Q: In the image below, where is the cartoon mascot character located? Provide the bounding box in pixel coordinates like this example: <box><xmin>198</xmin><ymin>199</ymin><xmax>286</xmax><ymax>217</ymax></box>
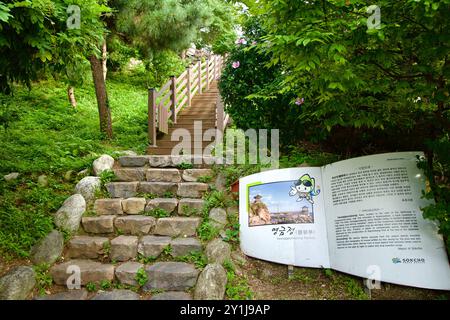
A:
<box><xmin>289</xmin><ymin>174</ymin><xmax>320</xmax><ymax>204</ymax></box>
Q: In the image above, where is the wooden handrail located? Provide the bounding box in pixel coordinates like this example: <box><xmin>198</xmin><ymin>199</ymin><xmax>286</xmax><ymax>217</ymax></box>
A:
<box><xmin>148</xmin><ymin>54</ymin><xmax>223</xmax><ymax>146</ymax></box>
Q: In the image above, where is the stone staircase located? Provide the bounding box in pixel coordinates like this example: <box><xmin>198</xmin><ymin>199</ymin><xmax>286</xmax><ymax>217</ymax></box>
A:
<box><xmin>49</xmin><ymin>155</ymin><xmax>221</xmax><ymax>300</ymax></box>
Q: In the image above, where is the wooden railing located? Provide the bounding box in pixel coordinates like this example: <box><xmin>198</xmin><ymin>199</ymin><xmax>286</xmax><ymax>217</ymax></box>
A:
<box><xmin>148</xmin><ymin>55</ymin><xmax>224</xmax><ymax>147</ymax></box>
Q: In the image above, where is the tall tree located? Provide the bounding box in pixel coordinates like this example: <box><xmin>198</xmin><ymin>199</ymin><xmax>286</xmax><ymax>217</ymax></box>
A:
<box><xmin>114</xmin><ymin>0</ymin><xmax>236</xmax><ymax>58</ymax></box>
<box><xmin>0</xmin><ymin>0</ymin><xmax>113</xmax><ymax>138</ymax></box>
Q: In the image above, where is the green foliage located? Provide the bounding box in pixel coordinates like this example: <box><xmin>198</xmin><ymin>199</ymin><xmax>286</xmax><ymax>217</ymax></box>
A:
<box><xmin>279</xmin><ymin>146</ymin><xmax>339</xmax><ymax>168</ymax></box>
<box><xmin>203</xmin><ymin>190</ymin><xmax>234</xmax><ymax>214</ymax></box>
<box><xmin>345</xmin><ymin>278</ymin><xmax>369</xmax><ymax>300</ymax></box>
<box><xmin>102</xmin><ymin>241</ymin><xmax>111</xmax><ymax>257</ymax></box>
<box><xmin>0</xmin><ymin>0</ymin><xmax>110</xmax><ymax>93</ymax></box>
<box><xmin>180</xmin><ymin>205</ymin><xmax>199</xmax><ymax>217</ymax></box>
<box><xmin>0</xmin><ymin>175</ymin><xmax>70</xmax><ymax>257</ymax></box>
<box><xmin>214</xmin><ymin>163</ymin><xmax>261</xmax><ymax>188</ymax></box>
<box><xmin>197</xmin><ymin>0</ymin><xmax>238</xmax><ymax>54</ymax></box>
<box><xmin>177</xmin><ymin>162</ymin><xmax>194</xmax><ymax>170</ymax></box>
<box><xmin>100</xmin><ymin>279</ymin><xmax>112</xmax><ymax>290</ymax></box>
<box><xmin>144</xmin><ymin>208</ymin><xmax>170</xmax><ymax>218</ymax></box>
<box><xmin>323</xmin><ymin>268</ymin><xmax>334</xmax><ymax>279</ymax></box>
<box><xmin>175</xmin><ymin>251</ymin><xmax>207</xmax><ymax>269</ymax></box>
<box><xmin>107</xmin><ymin>35</ymin><xmax>140</xmax><ymax>72</ymax></box>
<box><xmin>418</xmin><ymin>135</ymin><xmax>450</xmax><ymax>253</ymax></box>
<box><xmin>219</xmin><ymin>17</ymin><xmax>302</xmax><ymax>146</ymax></box>
<box><xmin>197</xmin><ymin>175</ymin><xmax>213</xmax><ymax>183</ymax></box>
<box><xmin>289</xmin><ymin>270</ymin><xmax>313</xmax><ymax>284</ymax></box>
<box><xmin>223</xmin><ymin>222</ymin><xmax>240</xmax><ymax>246</ymax></box>
<box><xmin>0</xmin><ymin>102</ymin><xmax>19</xmax><ymax>131</ymax></box>
<box><xmin>162</xmin><ymin>244</ymin><xmax>172</xmax><ymax>256</ymax></box>
<box><xmin>99</xmin><ymin>170</ymin><xmax>116</xmax><ymax>186</ymax></box>
<box><xmin>145</xmin><ymin>50</ymin><xmax>186</xmax><ymax>88</ymax></box>
<box><xmin>0</xmin><ymin>74</ymin><xmax>148</xmax><ymax>175</ymax></box>
<box><xmin>224</xmin><ymin>259</ymin><xmax>253</xmax><ymax>300</ymax></box>
<box><xmin>86</xmin><ymin>282</ymin><xmax>97</xmax><ymax>292</ymax></box>
<box><xmin>137</xmin><ymin>253</ymin><xmax>157</xmax><ymax>264</ymax></box>
<box><xmin>162</xmin><ymin>191</ymin><xmax>176</xmax><ymax>198</ymax></box>
<box><xmin>197</xmin><ymin>221</ymin><xmax>220</xmax><ymax>242</ymax></box>
<box><xmin>136</xmin><ymin>193</ymin><xmax>157</xmax><ymax>200</ymax></box>
<box><xmin>115</xmin><ymin>0</ymin><xmax>235</xmax><ymax>57</ymax></box>
<box><xmin>135</xmin><ymin>267</ymin><xmax>148</xmax><ymax>287</ymax></box>
<box><xmin>249</xmin><ymin>0</ymin><xmax>450</xmax><ymax>151</ymax></box>
<box><xmin>34</xmin><ymin>264</ymin><xmax>53</xmax><ymax>296</ymax></box>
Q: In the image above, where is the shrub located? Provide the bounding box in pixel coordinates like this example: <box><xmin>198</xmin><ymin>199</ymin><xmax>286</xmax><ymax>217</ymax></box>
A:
<box><xmin>219</xmin><ymin>18</ymin><xmax>302</xmax><ymax>146</ymax></box>
<box><xmin>418</xmin><ymin>135</ymin><xmax>450</xmax><ymax>254</ymax></box>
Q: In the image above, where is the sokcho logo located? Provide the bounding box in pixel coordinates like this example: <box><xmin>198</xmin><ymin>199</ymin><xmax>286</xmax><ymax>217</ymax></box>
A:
<box><xmin>392</xmin><ymin>257</ymin><xmax>426</xmax><ymax>264</ymax></box>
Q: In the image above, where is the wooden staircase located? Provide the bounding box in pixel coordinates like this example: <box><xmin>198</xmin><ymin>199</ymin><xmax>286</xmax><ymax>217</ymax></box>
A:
<box><xmin>146</xmin><ymin>55</ymin><xmax>227</xmax><ymax>156</ymax></box>
<box><xmin>147</xmin><ymin>82</ymin><xmax>220</xmax><ymax>155</ymax></box>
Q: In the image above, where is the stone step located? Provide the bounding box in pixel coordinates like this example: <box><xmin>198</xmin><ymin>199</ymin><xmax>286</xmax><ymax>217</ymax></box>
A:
<box><xmin>137</xmin><ymin>235</ymin><xmax>201</xmax><ymax>259</ymax></box>
<box><xmin>154</xmin><ymin>217</ymin><xmax>202</xmax><ymax>237</ymax></box>
<box><xmin>110</xmin><ymin>235</ymin><xmax>138</xmax><ymax>261</ymax></box>
<box><xmin>170</xmin><ymin>238</ymin><xmax>202</xmax><ymax>257</ymax></box>
<box><xmin>113</xmin><ymin>168</ymin><xmax>146</xmax><ymax>182</ymax></box>
<box><xmin>103</xmin><ymin>182</ymin><xmax>204</xmax><ymax>199</ymax></box>
<box><xmin>145</xmin><ymin>198</ymin><xmax>178</xmax><ymax>214</ymax></box>
<box><xmin>115</xmin><ymin>262</ymin><xmax>144</xmax><ymax>286</ymax></box>
<box><xmin>118</xmin><ymin>155</ymin><xmax>221</xmax><ymax>168</ymax></box>
<box><xmin>146</xmin><ymin>168</ymin><xmax>181</xmax><ymax>183</ymax></box>
<box><xmin>138</xmin><ymin>182</ymin><xmax>178</xmax><ymax>196</ymax></box>
<box><xmin>82</xmin><ymin>216</ymin><xmax>115</xmax><ymax>234</ymax></box>
<box><xmin>106</xmin><ymin>182</ymin><xmax>138</xmax><ymax>198</ymax></box>
<box><xmin>177</xmin><ymin>182</ymin><xmax>208</xmax><ymax>198</ymax></box>
<box><xmin>67</xmin><ymin>236</ymin><xmax>109</xmax><ymax>259</ymax></box>
<box><xmin>81</xmin><ymin>214</ymin><xmax>205</xmax><ymax>237</ymax></box>
<box><xmin>115</xmin><ymin>215</ymin><xmax>156</xmax><ymax>236</ymax></box>
<box><xmin>121</xmin><ymin>197</ymin><xmax>146</xmax><ymax>214</ymax></box>
<box><xmin>91</xmin><ymin>289</ymin><xmax>140</xmax><ymax>300</ymax></box>
<box><xmin>182</xmin><ymin>169</ymin><xmax>213</xmax><ymax>182</ymax></box>
<box><xmin>178</xmin><ymin>198</ymin><xmax>204</xmax><ymax>216</ymax></box>
<box><xmin>138</xmin><ymin>235</ymin><xmax>172</xmax><ymax>258</ymax></box>
<box><xmin>112</xmin><ymin>168</ymin><xmax>213</xmax><ymax>183</ymax></box>
<box><xmin>118</xmin><ymin>156</ymin><xmax>151</xmax><ymax>167</ymax></box>
<box><xmin>94</xmin><ymin>199</ymin><xmax>123</xmax><ymax>215</ymax></box>
<box><xmin>35</xmin><ymin>289</ymin><xmax>88</xmax><ymax>300</ymax></box>
<box><xmin>50</xmin><ymin>260</ymin><xmax>115</xmax><ymax>286</ymax></box>
<box><xmin>144</xmin><ymin>262</ymin><xmax>199</xmax><ymax>291</ymax></box>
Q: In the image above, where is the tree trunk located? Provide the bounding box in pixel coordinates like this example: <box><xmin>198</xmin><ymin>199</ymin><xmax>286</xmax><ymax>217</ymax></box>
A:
<box><xmin>102</xmin><ymin>41</ymin><xmax>108</xmax><ymax>81</ymax></box>
<box><xmin>89</xmin><ymin>55</ymin><xmax>113</xmax><ymax>139</ymax></box>
<box><xmin>67</xmin><ymin>86</ymin><xmax>77</xmax><ymax>108</ymax></box>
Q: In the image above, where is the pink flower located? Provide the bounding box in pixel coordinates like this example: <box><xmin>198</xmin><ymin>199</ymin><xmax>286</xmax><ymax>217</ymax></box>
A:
<box><xmin>295</xmin><ymin>97</ymin><xmax>305</xmax><ymax>106</ymax></box>
<box><xmin>232</xmin><ymin>61</ymin><xmax>240</xmax><ymax>69</ymax></box>
<box><xmin>236</xmin><ymin>38</ymin><xmax>247</xmax><ymax>45</ymax></box>
<box><xmin>251</xmin><ymin>41</ymin><xmax>257</xmax><ymax>46</ymax></box>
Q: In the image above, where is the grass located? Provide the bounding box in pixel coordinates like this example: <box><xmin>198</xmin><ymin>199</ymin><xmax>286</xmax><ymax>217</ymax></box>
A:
<box><xmin>223</xmin><ymin>259</ymin><xmax>253</xmax><ymax>300</ymax></box>
<box><xmin>33</xmin><ymin>263</ymin><xmax>53</xmax><ymax>296</ymax></box>
<box><xmin>197</xmin><ymin>221</ymin><xmax>220</xmax><ymax>242</ymax></box>
<box><xmin>135</xmin><ymin>267</ymin><xmax>148</xmax><ymax>287</ymax></box>
<box><xmin>0</xmin><ymin>71</ymin><xmax>153</xmax><ymax>258</ymax></box>
<box><xmin>0</xmin><ymin>176</ymin><xmax>70</xmax><ymax>258</ymax></box>
<box><xmin>175</xmin><ymin>251</ymin><xmax>207</xmax><ymax>269</ymax></box>
<box><xmin>0</xmin><ymin>75</ymin><xmax>148</xmax><ymax>175</ymax></box>
<box><xmin>144</xmin><ymin>208</ymin><xmax>170</xmax><ymax>218</ymax></box>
